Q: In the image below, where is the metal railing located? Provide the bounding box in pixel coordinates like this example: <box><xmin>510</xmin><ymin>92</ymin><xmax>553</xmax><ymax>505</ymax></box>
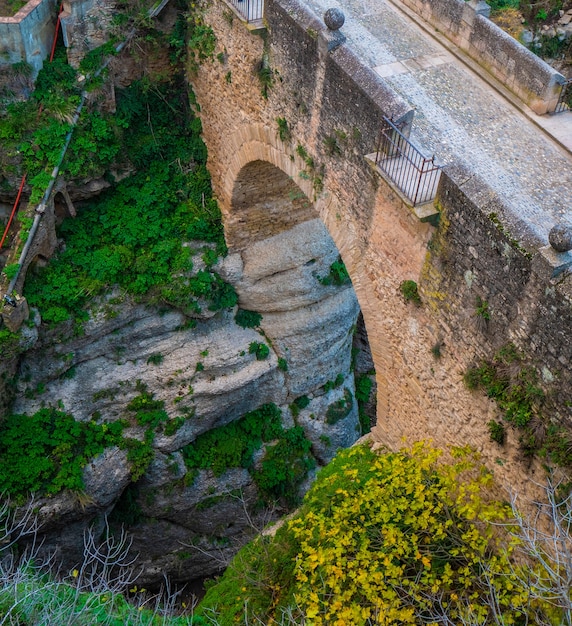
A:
<box><xmin>553</xmin><ymin>78</ymin><xmax>572</xmax><ymax>114</ymax></box>
<box><xmin>375</xmin><ymin>117</ymin><xmax>441</xmax><ymax>206</ymax></box>
<box><xmin>228</xmin><ymin>0</ymin><xmax>264</xmax><ymax>23</ymax></box>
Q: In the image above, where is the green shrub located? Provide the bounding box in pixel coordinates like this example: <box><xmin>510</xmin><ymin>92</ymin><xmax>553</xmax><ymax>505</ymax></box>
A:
<box><xmin>0</xmin><ymin>328</ymin><xmax>20</xmax><ymax>359</ymax></box>
<box><xmin>325</xmin><ymin>388</ymin><xmax>353</xmax><ymax>424</ymax></box>
<box><xmin>277</xmin><ymin>357</ymin><xmax>288</xmax><ymax>372</ymax></box>
<box><xmin>322</xmin><ymin>373</ymin><xmax>344</xmax><ymax>392</ymax></box>
<box><xmin>182</xmin><ymin>404</ymin><xmax>313</xmax><ymax>505</ymax></box>
<box><xmin>0</xmin><ymin>408</ymin><xmax>123</xmax><ymax>499</ymax></box>
<box><xmin>182</xmin><ymin>404</ymin><xmax>283</xmax><ymax>477</ymax></box>
<box><xmin>253</xmin><ymin>426</ymin><xmax>314</xmax><ymax>505</ymax></box>
<box><xmin>461</xmin><ymin>344</ymin><xmax>572</xmax><ymax>466</ymax></box>
<box><xmin>2</xmin><ymin>263</ymin><xmax>19</xmax><ymax>280</ymax></box>
<box><xmin>399</xmin><ymin>279</ymin><xmax>421</xmax><ymax>305</ymax></box>
<box><xmin>249</xmin><ymin>341</ymin><xmax>270</xmax><ymax>360</ymax></box>
<box><xmin>146</xmin><ymin>353</ymin><xmax>163</xmax><ymax>365</ymax></box>
<box><xmin>127</xmin><ymin>389</ymin><xmax>169</xmax><ymax>429</ymax></box>
<box><xmin>198</xmin><ymin>443</ymin><xmax>540</xmax><ymax>625</ymax></box>
<box><xmin>24</xmin><ymin>79</ymin><xmax>232</xmax><ymax>325</ymax></box>
<box><xmin>234</xmin><ymin>308</ymin><xmax>262</xmax><ymax>328</ymax></box>
<box><xmin>289</xmin><ymin>395</ymin><xmax>310</xmax><ymax>417</ymax></box>
<box><xmin>475</xmin><ymin>296</ymin><xmax>491</xmax><ymax>321</ymax></box>
<box><xmin>276</xmin><ymin>117</ymin><xmax>291</xmax><ymax>142</ymax></box>
<box><xmin>488</xmin><ymin>420</ymin><xmax>506</xmax><ymax>445</ymax></box>
<box><xmin>317</xmin><ymin>257</ymin><xmax>350</xmax><ymax>286</ymax></box>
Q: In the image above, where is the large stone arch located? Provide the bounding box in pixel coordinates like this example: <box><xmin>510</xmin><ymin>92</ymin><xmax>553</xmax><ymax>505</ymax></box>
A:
<box><xmin>215</xmin><ymin>123</ymin><xmax>392</xmax><ymax>423</ymax></box>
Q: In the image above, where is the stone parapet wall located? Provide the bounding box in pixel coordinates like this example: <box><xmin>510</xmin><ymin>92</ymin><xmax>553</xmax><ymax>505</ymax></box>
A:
<box><xmin>0</xmin><ymin>0</ymin><xmax>56</xmax><ymax>75</ymax></box>
<box><xmin>397</xmin><ymin>0</ymin><xmax>565</xmax><ymax>114</ymax></box>
<box><xmin>424</xmin><ymin>165</ymin><xmax>572</xmax><ymax>427</ymax></box>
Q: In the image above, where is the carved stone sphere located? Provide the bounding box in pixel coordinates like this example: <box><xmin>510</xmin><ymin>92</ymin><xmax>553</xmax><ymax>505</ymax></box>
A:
<box><xmin>549</xmin><ymin>224</ymin><xmax>572</xmax><ymax>253</ymax></box>
<box><xmin>324</xmin><ymin>8</ymin><xmax>345</xmax><ymax>31</ymax></box>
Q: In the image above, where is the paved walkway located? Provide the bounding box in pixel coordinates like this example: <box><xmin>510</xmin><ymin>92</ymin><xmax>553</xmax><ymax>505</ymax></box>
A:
<box><xmin>304</xmin><ymin>0</ymin><xmax>572</xmax><ymax>240</ymax></box>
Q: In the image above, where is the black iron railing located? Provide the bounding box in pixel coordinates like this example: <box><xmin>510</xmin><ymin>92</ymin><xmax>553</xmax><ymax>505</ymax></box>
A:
<box><xmin>228</xmin><ymin>0</ymin><xmax>264</xmax><ymax>23</ymax></box>
<box><xmin>553</xmin><ymin>78</ymin><xmax>572</xmax><ymax>114</ymax></box>
<box><xmin>375</xmin><ymin>117</ymin><xmax>441</xmax><ymax>206</ymax></box>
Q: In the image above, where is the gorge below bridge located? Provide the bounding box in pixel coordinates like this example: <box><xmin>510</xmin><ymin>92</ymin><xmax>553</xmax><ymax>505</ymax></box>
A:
<box><xmin>192</xmin><ymin>0</ymin><xmax>572</xmax><ymax>496</ymax></box>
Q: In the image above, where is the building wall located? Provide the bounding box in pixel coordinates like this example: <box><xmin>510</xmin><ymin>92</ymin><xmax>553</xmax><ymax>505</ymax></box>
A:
<box><xmin>0</xmin><ymin>0</ymin><xmax>56</xmax><ymax>76</ymax></box>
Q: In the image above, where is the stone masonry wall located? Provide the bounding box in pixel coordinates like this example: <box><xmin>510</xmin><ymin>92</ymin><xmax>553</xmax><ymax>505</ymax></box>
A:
<box><xmin>424</xmin><ymin>165</ymin><xmax>572</xmax><ymax>428</ymax></box>
<box><xmin>398</xmin><ymin>0</ymin><xmax>564</xmax><ymax>113</ymax></box>
<box><xmin>191</xmin><ymin>0</ymin><xmax>572</xmax><ymax>499</ymax></box>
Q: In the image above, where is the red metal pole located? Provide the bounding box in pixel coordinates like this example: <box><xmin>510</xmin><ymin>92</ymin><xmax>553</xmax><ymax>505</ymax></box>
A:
<box><xmin>0</xmin><ymin>174</ymin><xmax>27</xmax><ymax>251</ymax></box>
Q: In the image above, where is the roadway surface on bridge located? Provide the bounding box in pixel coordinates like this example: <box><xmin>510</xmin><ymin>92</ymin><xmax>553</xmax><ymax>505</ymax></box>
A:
<box><xmin>303</xmin><ymin>0</ymin><xmax>572</xmax><ymax>238</ymax></box>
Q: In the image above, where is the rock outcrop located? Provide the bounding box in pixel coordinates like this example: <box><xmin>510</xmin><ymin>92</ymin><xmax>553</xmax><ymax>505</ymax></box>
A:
<box><xmin>12</xmin><ymin>217</ymin><xmax>362</xmax><ymax>583</ymax></box>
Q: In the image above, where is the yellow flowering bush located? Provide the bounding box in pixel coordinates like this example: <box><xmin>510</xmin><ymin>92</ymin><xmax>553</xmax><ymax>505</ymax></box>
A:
<box><xmin>288</xmin><ymin>443</ymin><xmax>526</xmax><ymax>625</ymax></box>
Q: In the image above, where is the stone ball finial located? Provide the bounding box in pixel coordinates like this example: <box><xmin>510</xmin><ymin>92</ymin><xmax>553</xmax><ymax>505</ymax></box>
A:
<box><xmin>549</xmin><ymin>224</ymin><xmax>572</xmax><ymax>253</ymax></box>
<box><xmin>324</xmin><ymin>8</ymin><xmax>345</xmax><ymax>31</ymax></box>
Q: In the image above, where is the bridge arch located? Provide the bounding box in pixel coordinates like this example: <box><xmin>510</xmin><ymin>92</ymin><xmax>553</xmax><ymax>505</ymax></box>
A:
<box><xmin>215</xmin><ymin>123</ymin><xmax>391</xmax><ymax>421</ymax></box>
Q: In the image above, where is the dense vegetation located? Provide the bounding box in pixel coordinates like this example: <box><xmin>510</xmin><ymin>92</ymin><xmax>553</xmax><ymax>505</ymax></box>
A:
<box><xmin>490</xmin><ymin>0</ymin><xmax>572</xmax><ymax>70</ymax></box>
<box><xmin>196</xmin><ymin>442</ymin><xmax>571</xmax><ymax>625</ymax></box>
<box><xmin>182</xmin><ymin>403</ymin><xmax>315</xmax><ymax>506</ymax></box>
<box><xmin>1</xmin><ymin>442</ymin><xmax>571</xmax><ymax>624</ymax></box>
<box><xmin>20</xmin><ymin>75</ymin><xmax>233</xmax><ymax>325</ymax></box>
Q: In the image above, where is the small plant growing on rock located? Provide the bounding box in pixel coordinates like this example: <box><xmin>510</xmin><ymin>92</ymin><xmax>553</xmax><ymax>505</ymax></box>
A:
<box><xmin>475</xmin><ymin>296</ymin><xmax>491</xmax><ymax>330</ymax></box>
<box><xmin>146</xmin><ymin>353</ymin><xmax>163</xmax><ymax>366</ymax></box>
<box><xmin>2</xmin><ymin>263</ymin><xmax>20</xmax><ymax>281</ymax></box>
<box><xmin>235</xmin><ymin>308</ymin><xmax>262</xmax><ymax>328</ymax></box>
<box><xmin>400</xmin><ymin>280</ymin><xmax>421</xmax><ymax>305</ymax></box>
<box><xmin>431</xmin><ymin>340</ymin><xmax>444</xmax><ymax>359</ymax></box>
<box><xmin>290</xmin><ymin>395</ymin><xmax>311</xmax><ymax>417</ymax></box>
<box><xmin>276</xmin><ymin>117</ymin><xmax>291</xmax><ymax>142</ymax></box>
<box><xmin>255</xmin><ymin>61</ymin><xmax>274</xmax><ymax>99</ymax></box>
<box><xmin>323</xmin><ymin>135</ymin><xmax>341</xmax><ymax>156</ymax></box>
<box><xmin>326</xmin><ymin>388</ymin><xmax>353</xmax><ymax>424</ymax></box>
<box><xmin>249</xmin><ymin>341</ymin><xmax>269</xmax><ymax>360</ymax></box>
<box><xmin>318</xmin><ymin>257</ymin><xmax>350</xmax><ymax>287</ymax></box>
<box><xmin>488</xmin><ymin>420</ymin><xmax>506</xmax><ymax>445</ymax></box>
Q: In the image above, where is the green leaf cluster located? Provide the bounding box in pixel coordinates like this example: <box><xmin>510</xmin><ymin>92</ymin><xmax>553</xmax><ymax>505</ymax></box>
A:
<box><xmin>234</xmin><ymin>308</ymin><xmax>262</xmax><ymax>328</ymax></box>
<box><xmin>23</xmin><ymin>79</ymin><xmax>231</xmax><ymax>325</ymax></box>
<box><xmin>182</xmin><ymin>404</ymin><xmax>284</xmax><ymax>477</ymax></box>
<box><xmin>248</xmin><ymin>341</ymin><xmax>270</xmax><ymax>360</ymax></box>
<box><xmin>182</xmin><ymin>403</ymin><xmax>314</xmax><ymax>504</ymax></box>
<box><xmin>317</xmin><ymin>257</ymin><xmax>350</xmax><ymax>287</ymax></box>
<box><xmin>325</xmin><ymin>388</ymin><xmax>353</xmax><ymax>424</ymax></box>
<box><xmin>400</xmin><ymin>279</ymin><xmax>421</xmax><ymax>305</ymax></box>
<box><xmin>0</xmin><ymin>408</ymin><xmax>123</xmax><ymax>499</ymax></box>
<box><xmin>462</xmin><ymin>344</ymin><xmax>572</xmax><ymax>466</ymax></box>
<box><xmin>0</xmin><ymin>328</ymin><xmax>20</xmax><ymax>359</ymax></box>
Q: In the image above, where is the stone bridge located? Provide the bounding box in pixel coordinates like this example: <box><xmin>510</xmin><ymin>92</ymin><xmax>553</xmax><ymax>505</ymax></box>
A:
<box><xmin>191</xmin><ymin>0</ymin><xmax>572</xmax><ymax>494</ymax></box>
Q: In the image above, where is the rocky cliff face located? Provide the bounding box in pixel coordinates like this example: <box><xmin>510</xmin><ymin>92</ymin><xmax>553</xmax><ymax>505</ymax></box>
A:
<box><xmin>12</xmin><ymin>217</ymin><xmax>362</xmax><ymax>584</ymax></box>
